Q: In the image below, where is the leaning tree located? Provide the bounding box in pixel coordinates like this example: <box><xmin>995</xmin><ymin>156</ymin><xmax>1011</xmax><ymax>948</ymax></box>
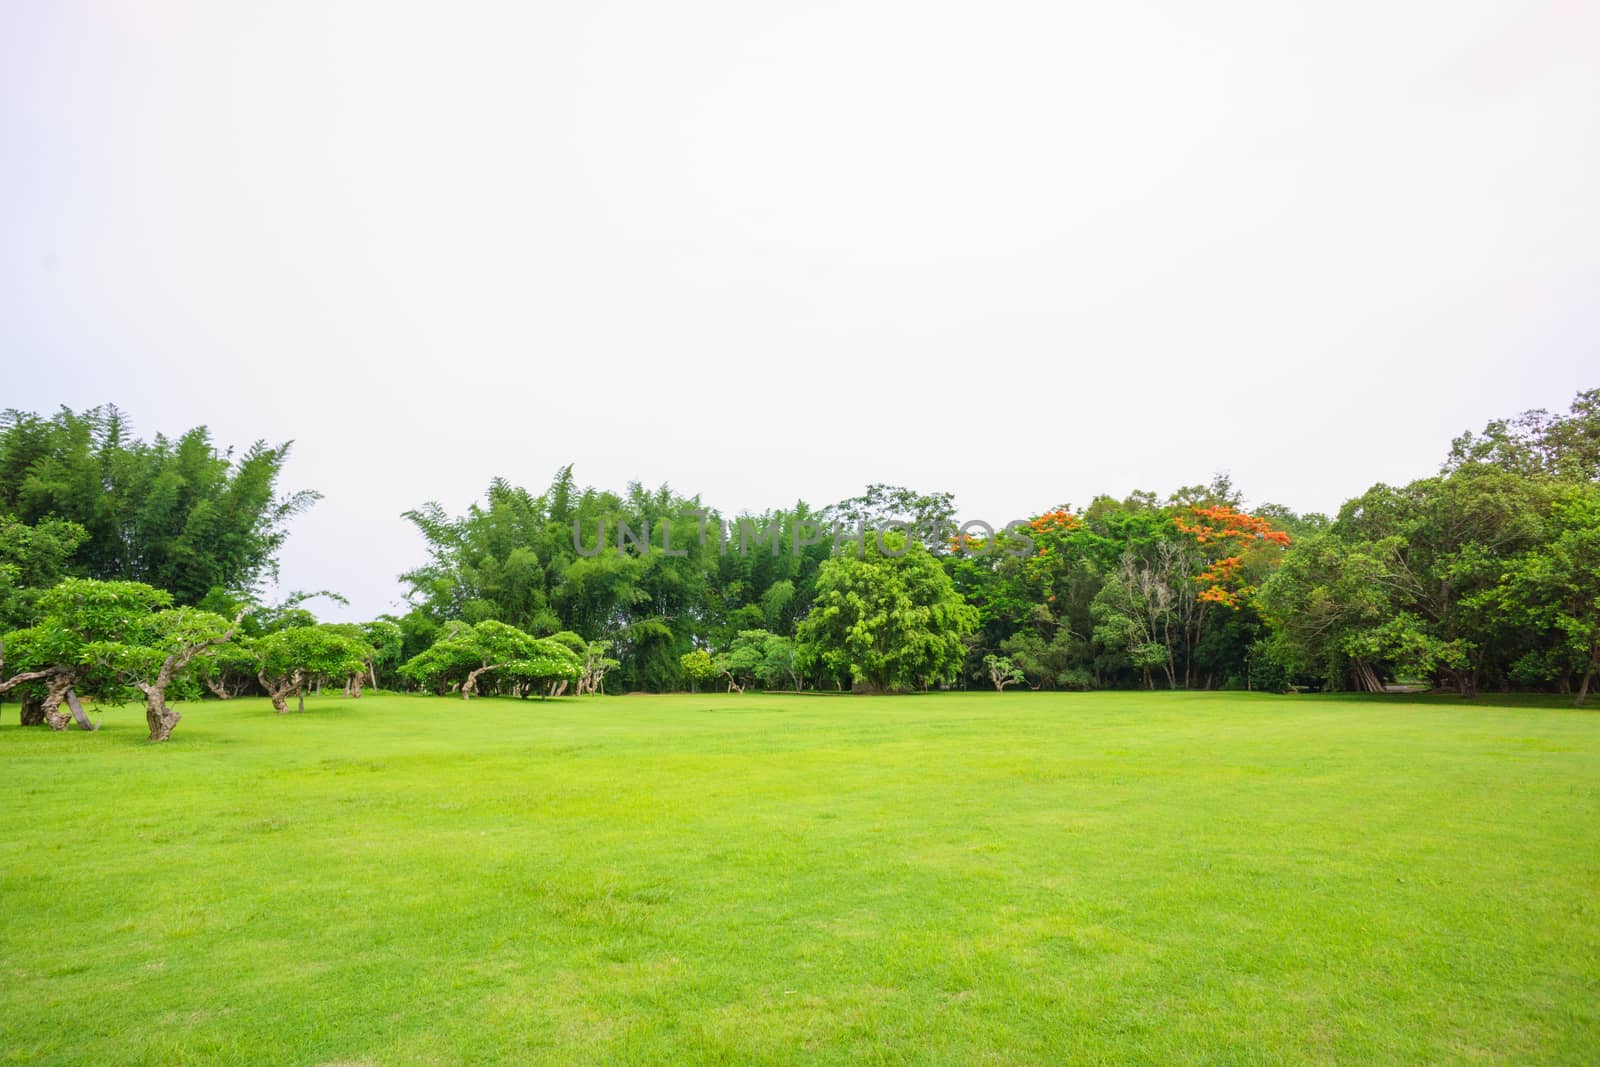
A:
<box><xmin>0</xmin><ymin>626</ymin><xmax>75</xmax><ymax>726</ymax></box>
<box><xmin>254</xmin><ymin>625</ymin><xmax>372</xmax><ymax>713</ymax></box>
<box><xmin>96</xmin><ymin>605</ymin><xmax>245</xmax><ymax>741</ymax></box>
<box><xmin>9</xmin><ymin>578</ymin><xmax>244</xmax><ymax>740</ymax></box>
<box><xmin>400</xmin><ymin>620</ymin><xmax>581</xmax><ymax>699</ymax></box>
<box><xmin>6</xmin><ymin>579</ymin><xmax>161</xmax><ymax>731</ymax></box>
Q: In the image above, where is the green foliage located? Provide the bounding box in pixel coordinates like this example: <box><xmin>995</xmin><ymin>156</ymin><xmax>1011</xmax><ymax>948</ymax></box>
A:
<box><xmin>397</xmin><ymin>627</ymin><xmax>483</xmax><ymax>695</ymax></box>
<box><xmin>21</xmin><ymin>577</ymin><xmax>176</xmax><ymax>703</ymax></box>
<box><xmin>0</xmin><ymin>405</ymin><xmax>317</xmax><ymax>602</ymax></box>
<box><xmin>716</xmin><ymin>630</ymin><xmax>800</xmax><ymax>691</ymax></box>
<box><xmin>399</xmin><ymin>619</ymin><xmax>580</xmax><ymax>697</ymax></box>
<box><xmin>1446</xmin><ymin>387</ymin><xmax>1600</xmax><ymax>482</ymax></box>
<box><xmin>195</xmin><ymin>636</ymin><xmax>260</xmax><ymax>698</ymax></box>
<box><xmin>1485</xmin><ymin>483</ymin><xmax>1600</xmax><ymax>703</ymax></box>
<box><xmin>0</xmin><ymin>513</ymin><xmax>86</xmax><ymax>630</ymax></box>
<box><xmin>360</xmin><ymin>619</ymin><xmax>405</xmax><ymax>686</ymax></box>
<box><xmin>257</xmin><ymin>625</ymin><xmax>371</xmax><ymax>685</ymax></box>
<box><xmin>796</xmin><ymin>535</ymin><xmax>976</xmax><ymax>692</ymax></box>
<box><xmin>1261</xmin><ymin>465</ymin><xmax>1555</xmax><ymax>694</ymax></box>
<box><xmin>87</xmin><ymin>605</ymin><xmax>238</xmax><ymax>685</ymax></box>
<box><xmin>679</xmin><ymin>648</ymin><xmax>716</xmax><ymax>688</ymax></box>
<box><xmin>982</xmin><ymin>653</ymin><xmax>1025</xmax><ymax>691</ymax></box>
<box><xmin>11</xmin><ymin>388</ymin><xmax>1599</xmax><ymax>702</ymax></box>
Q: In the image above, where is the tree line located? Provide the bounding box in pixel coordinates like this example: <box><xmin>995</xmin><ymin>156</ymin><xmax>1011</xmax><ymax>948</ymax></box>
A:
<box><xmin>2</xmin><ymin>389</ymin><xmax>1597</xmax><ymax>742</ymax></box>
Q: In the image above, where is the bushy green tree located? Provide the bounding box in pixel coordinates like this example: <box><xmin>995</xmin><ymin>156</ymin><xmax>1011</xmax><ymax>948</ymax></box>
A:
<box><xmin>255</xmin><ymin>625</ymin><xmax>372</xmax><ymax>713</ymax></box>
<box><xmin>1489</xmin><ymin>484</ymin><xmax>1600</xmax><ymax>705</ymax></box>
<box><xmin>716</xmin><ymin>630</ymin><xmax>799</xmax><ymax>691</ymax></box>
<box><xmin>400</xmin><ymin>620</ymin><xmax>579</xmax><ymax>699</ymax></box>
<box><xmin>9</xmin><ymin>578</ymin><xmax>243</xmax><ymax>740</ymax></box>
<box><xmin>0</xmin><ymin>513</ymin><xmax>86</xmax><ymax>631</ymax></box>
<box><xmin>797</xmin><ymin>535</ymin><xmax>976</xmax><ymax>692</ymax></box>
<box><xmin>0</xmin><ymin>406</ymin><xmax>317</xmax><ymax>602</ymax></box>
<box><xmin>679</xmin><ymin>648</ymin><xmax>716</xmax><ymax>691</ymax></box>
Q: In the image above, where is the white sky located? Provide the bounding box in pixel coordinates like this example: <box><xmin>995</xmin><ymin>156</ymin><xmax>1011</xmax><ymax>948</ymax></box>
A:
<box><xmin>3</xmin><ymin>2</ymin><xmax>1597</xmax><ymax>621</ymax></box>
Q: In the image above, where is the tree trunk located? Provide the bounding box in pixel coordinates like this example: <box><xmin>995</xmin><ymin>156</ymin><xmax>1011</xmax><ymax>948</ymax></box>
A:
<box><xmin>135</xmin><ymin>608</ymin><xmax>246</xmax><ymax>742</ymax></box>
<box><xmin>297</xmin><ymin>687</ymin><xmax>306</xmax><ymax>713</ymax></box>
<box><xmin>66</xmin><ymin>689</ymin><xmax>97</xmax><ymax>731</ymax></box>
<box><xmin>1575</xmin><ymin>647</ymin><xmax>1598</xmax><ymax>708</ymax></box>
<box><xmin>1351</xmin><ymin>659</ymin><xmax>1384</xmax><ymax>693</ymax></box>
<box><xmin>19</xmin><ymin>695</ymin><xmax>44</xmax><ymax>726</ymax></box>
<box><xmin>462</xmin><ymin>663</ymin><xmax>503</xmax><ymax>700</ymax></box>
<box><xmin>260</xmin><ymin>670</ymin><xmax>299</xmax><ymax>713</ymax></box>
<box><xmin>205</xmin><ymin>679</ymin><xmax>233</xmax><ymax>699</ymax></box>
<box><xmin>142</xmin><ymin>684</ymin><xmax>181</xmax><ymax>742</ymax></box>
<box><xmin>351</xmin><ymin>674</ymin><xmax>363</xmax><ymax>698</ymax></box>
<box><xmin>41</xmin><ymin>674</ymin><xmax>74</xmax><ymax>731</ymax></box>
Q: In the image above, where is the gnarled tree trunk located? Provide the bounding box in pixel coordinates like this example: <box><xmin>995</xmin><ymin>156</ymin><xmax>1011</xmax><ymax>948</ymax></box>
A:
<box><xmin>259</xmin><ymin>670</ymin><xmax>301</xmax><ymax>713</ymax></box>
<box><xmin>138</xmin><ymin>612</ymin><xmax>245</xmax><ymax>741</ymax></box>
<box><xmin>1</xmin><ymin>641</ymin><xmax>67</xmax><ymax>722</ymax></box>
<box><xmin>41</xmin><ymin>673</ymin><xmax>75</xmax><ymax>731</ymax></box>
<box><xmin>461</xmin><ymin>662</ymin><xmax>503</xmax><ymax>700</ymax></box>
<box><xmin>142</xmin><ymin>685</ymin><xmax>181</xmax><ymax>743</ymax></box>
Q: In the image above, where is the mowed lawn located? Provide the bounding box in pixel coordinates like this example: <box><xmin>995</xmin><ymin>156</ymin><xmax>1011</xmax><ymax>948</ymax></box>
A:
<box><xmin>2</xmin><ymin>692</ymin><xmax>1597</xmax><ymax>1065</ymax></box>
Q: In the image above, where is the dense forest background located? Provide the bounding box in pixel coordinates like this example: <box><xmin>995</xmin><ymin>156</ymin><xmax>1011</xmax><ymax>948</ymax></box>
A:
<box><xmin>3</xmin><ymin>389</ymin><xmax>1598</xmax><ymax>708</ymax></box>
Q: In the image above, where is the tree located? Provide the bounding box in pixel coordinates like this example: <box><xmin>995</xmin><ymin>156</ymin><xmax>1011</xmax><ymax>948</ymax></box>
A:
<box><xmin>0</xmin><ymin>513</ymin><xmax>86</xmax><ymax>631</ymax></box>
<box><xmin>92</xmin><ymin>605</ymin><xmax>246</xmax><ymax>741</ymax></box>
<box><xmin>1445</xmin><ymin>387</ymin><xmax>1600</xmax><ymax>483</ymax></box>
<box><xmin>1091</xmin><ymin>543</ymin><xmax>1194</xmax><ymax>689</ymax></box>
<box><xmin>1000</xmin><ymin>622</ymin><xmax>1094</xmax><ymax>690</ymax></box>
<box><xmin>399</xmin><ymin>620</ymin><xmax>579</xmax><ymax>700</ymax></box>
<box><xmin>0</xmin><ymin>626</ymin><xmax>71</xmax><ymax>723</ymax></box>
<box><xmin>1261</xmin><ymin>467</ymin><xmax>1552</xmax><ymax>694</ymax></box>
<box><xmin>821</xmin><ymin>483</ymin><xmax>958</xmax><ymax>553</ymax></box>
<box><xmin>504</xmin><ymin>636</ymin><xmax>583</xmax><ymax>698</ymax></box>
<box><xmin>574</xmin><ymin>637</ymin><xmax>619</xmax><ymax>696</ymax></box>
<box><xmin>796</xmin><ymin>535</ymin><xmax>976</xmax><ymax>692</ymax></box>
<box><xmin>1489</xmin><ymin>484</ymin><xmax>1600</xmax><ymax>705</ymax></box>
<box><xmin>360</xmin><ymin>620</ymin><xmax>405</xmax><ymax>690</ymax></box>
<box><xmin>16</xmin><ymin>578</ymin><xmax>244</xmax><ymax>740</ymax></box>
<box><xmin>461</xmin><ymin>621</ymin><xmax>537</xmax><ymax>700</ymax></box>
<box><xmin>11</xmin><ymin>579</ymin><xmax>174</xmax><ymax>732</ymax></box>
<box><xmin>195</xmin><ymin>638</ymin><xmax>258</xmax><ymax>699</ymax></box>
<box><xmin>1256</xmin><ymin>532</ymin><xmax>1397</xmax><ymax>692</ymax></box>
<box><xmin>716</xmin><ymin>630</ymin><xmax>800</xmax><ymax>691</ymax></box>
<box><xmin>983</xmin><ymin>653</ymin><xmax>1024</xmax><ymax>691</ymax></box>
<box><xmin>255</xmin><ymin>625</ymin><xmax>371</xmax><ymax>713</ymax></box>
<box><xmin>679</xmin><ymin>648</ymin><xmax>716</xmax><ymax>692</ymax></box>
<box><xmin>0</xmin><ymin>406</ymin><xmax>318</xmax><ymax>602</ymax></box>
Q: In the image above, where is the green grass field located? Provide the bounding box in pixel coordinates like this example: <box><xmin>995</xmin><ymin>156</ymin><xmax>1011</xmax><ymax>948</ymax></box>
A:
<box><xmin>2</xmin><ymin>691</ymin><xmax>1597</xmax><ymax>1065</ymax></box>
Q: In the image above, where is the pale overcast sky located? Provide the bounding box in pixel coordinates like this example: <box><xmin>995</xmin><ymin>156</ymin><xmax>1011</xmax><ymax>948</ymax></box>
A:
<box><xmin>3</xmin><ymin>2</ymin><xmax>1597</xmax><ymax>620</ymax></box>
